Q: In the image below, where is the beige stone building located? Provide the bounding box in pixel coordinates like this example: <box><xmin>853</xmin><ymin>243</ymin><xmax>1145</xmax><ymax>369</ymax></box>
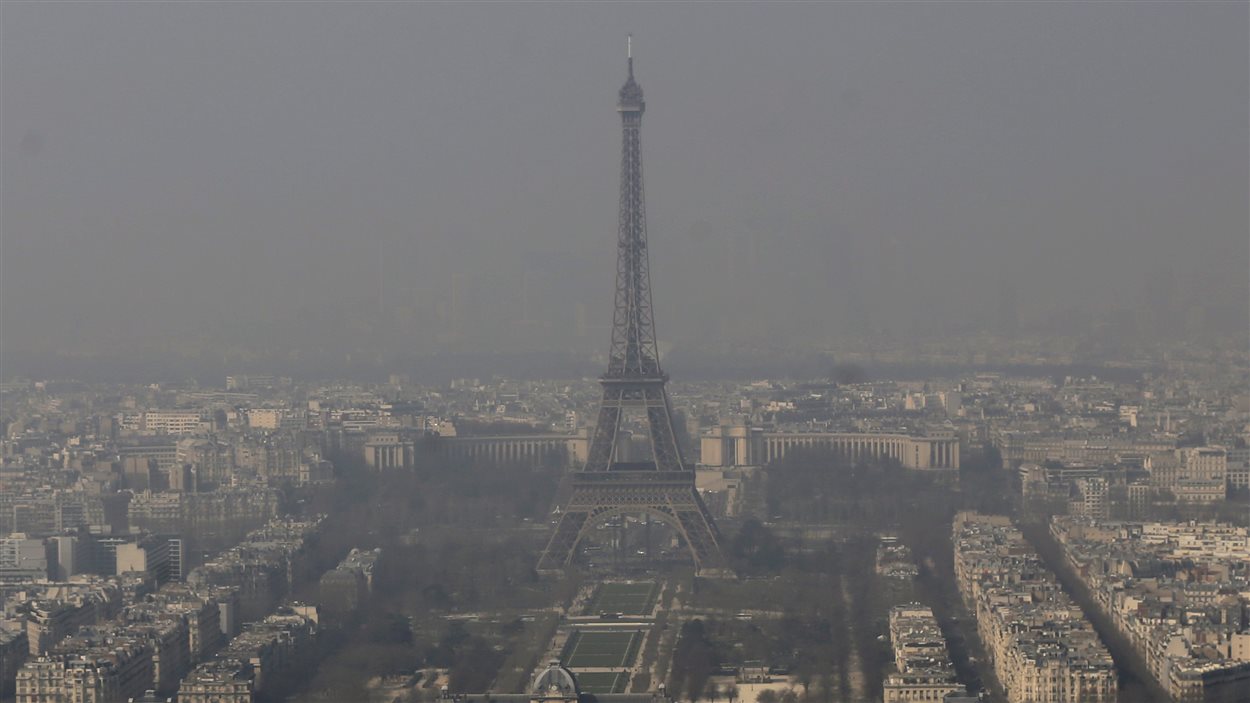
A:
<box><xmin>364</xmin><ymin>430</ymin><xmax>589</xmax><ymax>469</ymax></box>
<box><xmin>701</xmin><ymin>423</ymin><xmax>959</xmax><ymax>470</ymax></box>
<box><xmin>882</xmin><ymin>604</ymin><xmax>968</xmax><ymax>702</ymax></box>
<box><xmin>953</xmin><ymin>513</ymin><xmax>1117</xmax><ymax>703</ymax></box>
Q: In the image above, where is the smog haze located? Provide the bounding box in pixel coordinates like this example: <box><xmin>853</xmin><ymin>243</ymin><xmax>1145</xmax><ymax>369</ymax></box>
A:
<box><xmin>2</xmin><ymin>2</ymin><xmax>1246</xmax><ymax>381</ymax></box>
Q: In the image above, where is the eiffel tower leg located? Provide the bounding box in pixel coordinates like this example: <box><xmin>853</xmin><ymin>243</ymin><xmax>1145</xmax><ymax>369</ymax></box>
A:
<box><xmin>539</xmin><ymin>487</ymin><xmax>726</xmax><ymax>575</ymax></box>
<box><xmin>537</xmin><ymin>510</ymin><xmax>589</xmax><ymax>572</ymax></box>
<box><xmin>584</xmin><ymin>389</ymin><xmax>623</xmax><ymax>473</ymax></box>
<box><xmin>675</xmin><ymin>497</ymin><xmax>724</xmax><ymax>570</ymax></box>
<box><xmin>644</xmin><ymin>384</ymin><xmax>684</xmax><ymax>472</ymax></box>
<box><xmin>652</xmin><ymin>499</ymin><xmax>707</xmax><ymax>572</ymax></box>
<box><xmin>559</xmin><ymin>502</ymin><xmax>703</xmax><ymax>571</ymax></box>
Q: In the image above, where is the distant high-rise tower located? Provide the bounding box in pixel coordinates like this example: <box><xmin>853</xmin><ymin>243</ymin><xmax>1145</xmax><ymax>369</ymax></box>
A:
<box><xmin>538</xmin><ymin>41</ymin><xmax>725</xmax><ymax>574</ymax></box>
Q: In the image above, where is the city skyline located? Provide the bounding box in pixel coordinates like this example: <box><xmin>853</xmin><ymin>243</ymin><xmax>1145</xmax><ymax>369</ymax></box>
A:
<box><xmin>1</xmin><ymin>5</ymin><xmax>1248</xmax><ymax>703</ymax></box>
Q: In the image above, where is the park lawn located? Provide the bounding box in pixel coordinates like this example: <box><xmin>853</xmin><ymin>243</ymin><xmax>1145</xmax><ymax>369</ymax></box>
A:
<box><xmin>586</xmin><ymin>581</ymin><xmax>659</xmax><ymax>616</ymax></box>
<box><xmin>564</xmin><ymin>630</ymin><xmax>644</xmax><ymax>668</ymax></box>
<box><xmin>574</xmin><ymin>672</ymin><xmax>629</xmax><ymax>694</ymax></box>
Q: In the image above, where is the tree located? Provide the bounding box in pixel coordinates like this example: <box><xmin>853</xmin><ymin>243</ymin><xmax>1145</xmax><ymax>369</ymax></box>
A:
<box><xmin>364</xmin><ymin>613</ymin><xmax>413</xmax><ymax>646</ymax></box>
<box><xmin>670</xmin><ymin>619</ymin><xmax>717</xmax><ymax>702</ymax></box>
<box><xmin>756</xmin><ymin>691</ymin><xmax>778</xmax><ymax>703</ymax></box>
<box><xmin>830</xmin><ymin>362</ymin><xmax>866</xmax><ymax>385</ymax></box>
<box><xmin>726</xmin><ymin>684</ymin><xmax>739</xmax><ymax>703</ymax></box>
<box><xmin>815</xmin><ymin>673</ymin><xmax>834</xmax><ymax>703</ymax></box>
<box><xmin>795</xmin><ymin>663</ymin><xmax>813</xmax><ymax>696</ymax></box>
<box><xmin>729</xmin><ymin>519</ymin><xmax>786</xmax><ymax>575</ymax></box>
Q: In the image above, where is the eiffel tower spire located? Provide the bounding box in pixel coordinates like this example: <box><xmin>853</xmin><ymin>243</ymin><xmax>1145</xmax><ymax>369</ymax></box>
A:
<box><xmin>538</xmin><ymin>44</ymin><xmax>725</xmax><ymax>574</ymax></box>
<box><xmin>608</xmin><ymin>34</ymin><xmax>657</xmax><ymax>381</ymax></box>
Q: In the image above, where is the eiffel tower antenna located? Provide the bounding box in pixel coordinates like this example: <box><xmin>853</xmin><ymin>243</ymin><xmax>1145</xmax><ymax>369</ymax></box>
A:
<box><xmin>538</xmin><ymin>42</ymin><xmax>725</xmax><ymax>575</ymax></box>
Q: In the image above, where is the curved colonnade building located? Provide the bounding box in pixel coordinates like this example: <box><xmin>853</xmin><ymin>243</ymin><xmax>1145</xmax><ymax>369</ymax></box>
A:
<box><xmin>701</xmin><ymin>423</ymin><xmax>959</xmax><ymax>470</ymax></box>
<box><xmin>363</xmin><ymin>431</ymin><xmax>589</xmax><ymax>470</ymax></box>
<box><xmin>362</xmin><ymin>426</ymin><xmax>958</xmax><ymax>471</ymax></box>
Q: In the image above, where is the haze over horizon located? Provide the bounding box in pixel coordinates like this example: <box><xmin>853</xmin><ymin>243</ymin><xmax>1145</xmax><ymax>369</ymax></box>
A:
<box><xmin>2</xmin><ymin>2</ymin><xmax>1247</xmax><ymax>380</ymax></box>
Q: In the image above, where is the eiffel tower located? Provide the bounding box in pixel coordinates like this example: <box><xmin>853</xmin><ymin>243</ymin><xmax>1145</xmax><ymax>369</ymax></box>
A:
<box><xmin>538</xmin><ymin>41</ymin><xmax>725</xmax><ymax>575</ymax></box>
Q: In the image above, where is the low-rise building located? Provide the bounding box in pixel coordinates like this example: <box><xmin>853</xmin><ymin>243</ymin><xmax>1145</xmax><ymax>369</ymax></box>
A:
<box><xmin>953</xmin><ymin>513</ymin><xmax>1117</xmax><ymax>703</ymax></box>
<box><xmin>318</xmin><ymin>547</ymin><xmax>381</xmax><ymax>615</ymax></box>
<box><xmin>1050</xmin><ymin>517</ymin><xmax>1250</xmax><ymax>702</ymax></box>
<box><xmin>171</xmin><ymin>658</ymin><xmax>253</xmax><ymax>703</ymax></box>
<box><xmin>0</xmin><ymin>626</ymin><xmax>28</xmax><ymax>699</ymax></box>
<box><xmin>16</xmin><ymin>633</ymin><xmax>152</xmax><ymax>703</ymax></box>
<box><xmin>882</xmin><ymin>604</ymin><xmax>968</xmax><ymax>702</ymax></box>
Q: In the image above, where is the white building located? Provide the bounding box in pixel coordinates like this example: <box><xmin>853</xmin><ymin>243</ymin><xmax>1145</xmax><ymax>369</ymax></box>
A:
<box><xmin>142</xmin><ymin>411</ymin><xmax>207</xmax><ymax>436</ymax></box>
<box><xmin>246</xmin><ymin>409</ymin><xmax>305</xmax><ymax>432</ymax></box>
<box><xmin>0</xmin><ymin>536</ymin><xmax>48</xmax><ymax>583</ymax></box>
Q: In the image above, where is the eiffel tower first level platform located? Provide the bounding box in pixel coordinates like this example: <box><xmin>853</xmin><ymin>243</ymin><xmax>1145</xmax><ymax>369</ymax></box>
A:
<box><xmin>538</xmin><ymin>43</ymin><xmax>726</xmax><ymax>575</ymax></box>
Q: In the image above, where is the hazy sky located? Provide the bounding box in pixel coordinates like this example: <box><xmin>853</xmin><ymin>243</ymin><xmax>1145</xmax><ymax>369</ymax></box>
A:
<box><xmin>2</xmin><ymin>2</ymin><xmax>1246</xmax><ymax>374</ymax></box>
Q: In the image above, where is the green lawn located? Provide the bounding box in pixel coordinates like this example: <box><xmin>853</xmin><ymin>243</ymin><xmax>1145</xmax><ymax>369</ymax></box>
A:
<box><xmin>585</xmin><ymin>581</ymin><xmax>659</xmax><ymax>616</ymax></box>
<box><xmin>563</xmin><ymin>630</ymin><xmax>644</xmax><ymax>669</ymax></box>
<box><xmin>574</xmin><ymin>672</ymin><xmax>629</xmax><ymax>694</ymax></box>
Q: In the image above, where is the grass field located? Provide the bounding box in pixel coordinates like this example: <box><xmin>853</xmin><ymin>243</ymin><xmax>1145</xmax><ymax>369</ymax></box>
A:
<box><xmin>574</xmin><ymin>672</ymin><xmax>629</xmax><ymax>694</ymax></box>
<box><xmin>585</xmin><ymin>581</ymin><xmax>660</xmax><ymax>616</ymax></box>
<box><xmin>563</xmin><ymin>630</ymin><xmax>644</xmax><ymax>669</ymax></box>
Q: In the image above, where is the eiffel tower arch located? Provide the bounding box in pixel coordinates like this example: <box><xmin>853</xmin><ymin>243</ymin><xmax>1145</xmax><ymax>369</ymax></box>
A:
<box><xmin>538</xmin><ymin>43</ymin><xmax>725</xmax><ymax>575</ymax></box>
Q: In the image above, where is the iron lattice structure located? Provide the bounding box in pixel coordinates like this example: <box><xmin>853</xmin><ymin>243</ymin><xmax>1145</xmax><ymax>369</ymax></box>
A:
<box><xmin>538</xmin><ymin>52</ymin><xmax>725</xmax><ymax>575</ymax></box>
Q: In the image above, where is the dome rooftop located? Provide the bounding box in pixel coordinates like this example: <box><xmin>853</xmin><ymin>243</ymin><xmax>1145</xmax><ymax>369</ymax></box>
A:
<box><xmin>530</xmin><ymin>662</ymin><xmax>580</xmax><ymax>700</ymax></box>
